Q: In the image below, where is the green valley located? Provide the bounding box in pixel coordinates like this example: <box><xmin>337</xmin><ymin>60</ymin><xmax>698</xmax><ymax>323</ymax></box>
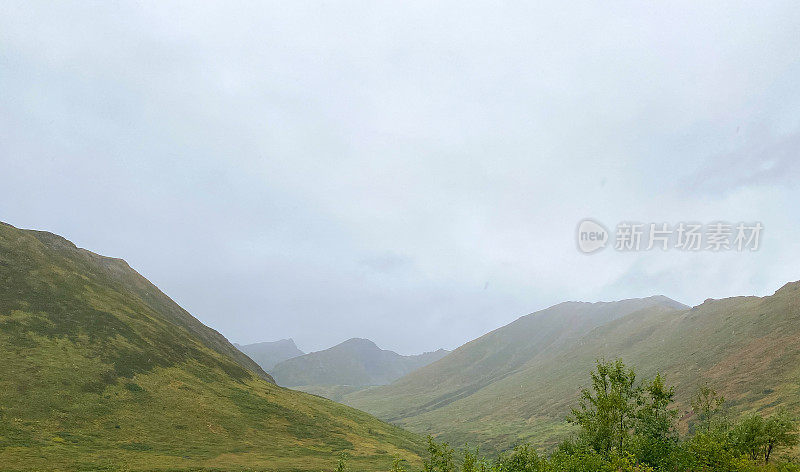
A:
<box><xmin>3</xmin><ymin>220</ymin><xmax>800</xmax><ymax>471</ymax></box>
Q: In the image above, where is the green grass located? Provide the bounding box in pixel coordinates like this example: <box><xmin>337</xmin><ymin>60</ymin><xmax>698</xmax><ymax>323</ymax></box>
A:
<box><xmin>0</xmin><ymin>222</ymin><xmax>425</xmax><ymax>470</ymax></box>
<box><xmin>344</xmin><ymin>285</ymin><xmax>800</xmax><ymax>455</ymax></box>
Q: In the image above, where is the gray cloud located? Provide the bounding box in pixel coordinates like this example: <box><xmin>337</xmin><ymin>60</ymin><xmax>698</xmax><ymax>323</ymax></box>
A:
<box><xmin>2</xmin><ymin>1</ymin><xmax>799</xmax><ymax>353</ymax></box>
<box><xmin>685</xmin><ymin>129</ymin><xmax>800</xmax><ymax>194</ymax></box>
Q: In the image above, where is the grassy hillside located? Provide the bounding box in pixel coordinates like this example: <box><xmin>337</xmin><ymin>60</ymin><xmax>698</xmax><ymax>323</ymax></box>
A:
<box><xmin>235</xmin><ymin>339</ymin><xmax>305</xmax><ymax>371</ymax></box>
<box><xmin>342</xmin><ymin>291</ymin><xmax>800</xmax><ymax>452</ymax></box>
<box><xmin>0</xmin><ymin>222</ymin><xmax>425</xmax><ymax>471</ymax></box>
<box><xmin>271</xmin><ymin>338</ymin><xmax>449</xmax><ymax>389</ymax></box>
<box><xmin>344</xmin><ymin>298</ymin><xmax>685</xmax><ymax>427</ymax></box>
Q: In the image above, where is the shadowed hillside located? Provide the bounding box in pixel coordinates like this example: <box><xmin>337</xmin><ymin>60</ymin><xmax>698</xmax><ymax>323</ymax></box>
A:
<box><xmin>0</xmin><ymin>222</ymin><xmax>425</xmax><ymax>471</ymax></box>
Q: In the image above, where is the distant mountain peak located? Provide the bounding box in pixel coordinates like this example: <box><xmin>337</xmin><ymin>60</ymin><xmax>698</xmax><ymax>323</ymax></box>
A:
<box><xmin>640</xmin><ymin>295</ymin><xmax>689</xmax><ymax>310</ymax></box>
<box><xmin>270</xmin><ymin>338</ymin><xmax>450</xmax><ymax>388</ymax></box>
<box><xmin>554</xmin><ymin>295</ymin><xmax>687</xmax><ymax>312</ymax></box>
<box><xmin>256</xmin><ymin>338</ymin><xmax>299</xmax><ymax>348</ymax></box>
<box><xmin>236</xmin><ymin>338</ymin><xmax>305</xmax><ymax>371</ymax></box>
<box><xmin>337</xmin><ymin>337</ymin><xmax>381</xmax><ymax>349</ymax></box>
<box><xmin>775</xmin><ymin>280</ymin><xmax>800</xmax><ymax>295</ymax></box>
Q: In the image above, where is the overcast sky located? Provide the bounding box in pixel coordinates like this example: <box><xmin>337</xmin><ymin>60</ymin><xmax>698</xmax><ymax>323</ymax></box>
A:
<box><xmin>2</xmin><ymin>1</ymin><xmax>800</xmax><ymax>354</ymax></box>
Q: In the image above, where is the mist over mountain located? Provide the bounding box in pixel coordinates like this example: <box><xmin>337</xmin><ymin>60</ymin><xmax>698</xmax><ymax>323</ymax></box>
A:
<box><xmin>346</xmin><ymin>296</ymin><xmax>686</xmax><ymax>416</ymax></box>
<box><xmin>342</xmin><ymin>286</ymin><xmax>800</xmax><ymax>453</ymax></box>
<box><xmin>3</xmin><ymin>0</ymin><xmax>800</xmax><ymax>469</ymax></box>
<box><xmin>4</xmin><ymin>219</ymin><xmax>800</xmax><ymax>468</ymax></box>
<box><xmin>235</xmin><ymin>338</ymin><xmax>305</xmax><ymax>371</ymax></box>
<box><xmin>270</xmin><ymin>337</ymin><xmax>449</xmax><ymax>390</ymax></box>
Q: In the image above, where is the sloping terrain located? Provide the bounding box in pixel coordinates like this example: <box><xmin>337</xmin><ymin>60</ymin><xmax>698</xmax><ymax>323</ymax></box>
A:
<box><xmin>0</xmin><ymin>222</ymin><xmax>425</xmax><ymax>471</ymax></box>
<box><xmin>236</xmin><ymin>338</ymin><xmax>305</xmax><ymax>371</ymax></box>
<box><xmin>345</xmin><ymin>285</ymin><xmax>800</xmax><ymax>454</ymax></box>
<box><xmin>271</xmin><ymin>337</ymin><xmax>449</xmax><ymax>389</ymax></box>
<box><xmin>345</xmin><ymin>297</ymin><xmax>686</xmax><ymax>422</ymax></box>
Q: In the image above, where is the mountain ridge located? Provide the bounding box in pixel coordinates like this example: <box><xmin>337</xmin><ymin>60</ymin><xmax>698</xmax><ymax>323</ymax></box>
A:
<box><xmin>271</xmin><ymin>337</ymin><xmax>450</xmax><ymax>388</ymax></box>
<box><xmin>6</xmin><ymin>222</ymin><xmax>273</xmax><ymax>383</ymax></box>
<box><xmin>235</xmin><ymin>338</ymin><xmax>305</xmax><ymax>371</ymax></box>
<box><xmin>343</xmin><ymin>283</ymin><xmax>800</xmax><ymax>453</ymax></box>
<box><xmin>0</xmin><ymin>221</ymin><xmax>426</xmax><ymax>470</ymax></box>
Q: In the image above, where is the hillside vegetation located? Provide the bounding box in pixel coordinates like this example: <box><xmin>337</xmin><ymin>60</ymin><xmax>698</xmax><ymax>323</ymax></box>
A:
<box><xmin>355</xmin><ymin>359</ymin><xmax>799</xmax><ymax>472</ymax></box>
<box><xmin>345</xmin><ymin>288</ymin><xmax>800</xmax><ymax>453</ymax></box>
<box><xmin>0</xmin><ymin>222</ymin><xmax>425</xmax><ymax>471</ymax></box>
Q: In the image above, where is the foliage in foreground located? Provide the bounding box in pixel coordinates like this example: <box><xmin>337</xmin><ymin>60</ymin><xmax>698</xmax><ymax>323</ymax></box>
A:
<box><xmin>333</xmin><ymin>359</ymin><xmax>800</xmax><ymax>472</ymax></box>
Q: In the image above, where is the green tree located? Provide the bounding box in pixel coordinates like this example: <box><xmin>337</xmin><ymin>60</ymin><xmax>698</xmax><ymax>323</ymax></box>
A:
<box><xmin>334</xmin><ymin>451</ymin><xmax>349</xmax><ymax>472</ymax></box>
<box><xmin>389</xmin><ymin>457</ymin><xmax>406</xmax><ymax>472</ymax></box>
<box><xmin>422</xmin><ymin>436</ymin><xmax>456</xmax><ymax>472</ymax></box>
<box><xmin>494</xmin><ymin>444</ymin><xmax>543</xmax><ymax>472</ymax></box>
<box><xmin>460</xmin><ymin>448</ymin><xmax>478</xmax><ymax>472</ymax></box>
<box><xmin>732</xmin><ymin>414</ymin><xmax>766</xmax><ymax>461</ymax></box>
<box><xmin>569</xmin><ymin>359</ymin><xmax>640</xmax><ymax>454</ymax></box>
<box><xmin>634</xmin><ymin>374</ymin><xmax>680</xmax><ymax>469</ymax></box>
<box><xmin>691</xmin><ymin>384</ymin><xmax>725</xmax><ymax>433</ymax></box>
<box><xmin>461</xmin><ymin>447</ymin><xmax>491</xmax><ymax>472</ymax></box>
<box><xmin>762</xmin><ymin>411</ymin><xmax>798</xmax><ymax>463</ymax></box>
<box><xmin>686</xmin><ymin>427</ymin><xmax>741</xmax><ymax>471</ymax></box>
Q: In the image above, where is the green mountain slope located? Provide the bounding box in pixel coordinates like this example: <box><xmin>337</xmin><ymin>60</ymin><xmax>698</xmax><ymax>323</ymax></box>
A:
<box><xmin>271</xmin><ymin>338</ymin><xmax>449</xmax><ymax>389</ymax></box>
<box><xmin>345</xmin><ymin>297</ymin><xmax>686</xmax><ymax>420</ymax></box>
<box><xmin>235</xmin><ymin>338</ymin><xmax>305</xmax><ymax>371</ymax></box>
<box><xmin>345</xmin><ymin>285</ymin><xmax>800</xmax><ymax>454</ymax></box>
<box><xmin>0</xmin><ymin>222</ymin><xmax>425</xmax><ymax>471</ymax></box>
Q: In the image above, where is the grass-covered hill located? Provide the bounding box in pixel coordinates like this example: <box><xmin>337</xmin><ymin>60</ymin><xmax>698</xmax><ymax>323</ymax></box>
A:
<box><xmin>0</xmin><ymin>222</ymin><xmax>425</xmax><ymax>471</ymax></box>
<box><xmin>235</xmin><ymin>338</ymin><xmax>305</xmax><ymax>371</ymax></box>
<box><xmin>270</xmin><ymin>338</ymin><xmax>449</xmax><ymax>400</ymax></box>
<box><xmin>343</xmin><ymin>290</ymin><xmax>800</xmax><ymax>452</ymax></box>
<box><xmin>343</xmin><ymin>297</ymin><xmax>686</xmax><ymax>426</ymax></box>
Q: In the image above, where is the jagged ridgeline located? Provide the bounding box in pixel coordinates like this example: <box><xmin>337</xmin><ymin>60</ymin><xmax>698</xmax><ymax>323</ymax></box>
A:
<box><xmin>0</xmin><ymin>222</ymin><xmax>424</xmax><ymax>470</ymax></box>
